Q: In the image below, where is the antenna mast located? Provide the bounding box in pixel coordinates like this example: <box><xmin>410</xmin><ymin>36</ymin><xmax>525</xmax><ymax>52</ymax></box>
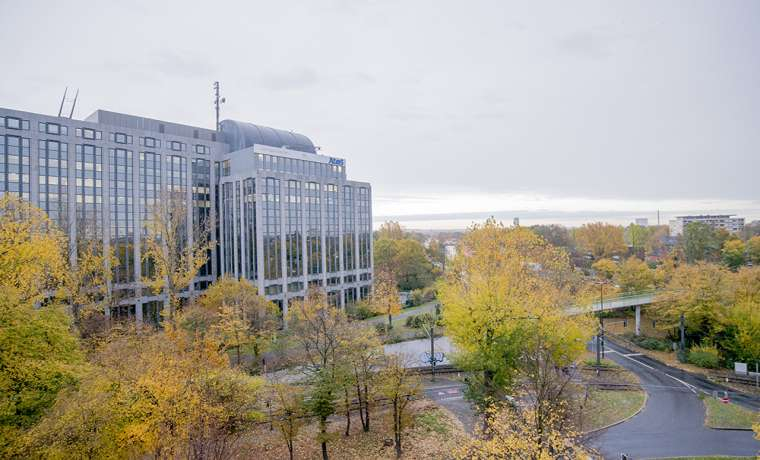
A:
<box><xmin>68</xmin><ymin>89</ymin><xmax>79</xmax><ymax>119</ymax></box>
<box><xmin>58</xmin><ymin>87</ymin><xmax>68</xmax><ymax>117</ymax></box>
<box><xmin>213</xmin><ymin>81</ymin><xmax>226</xmax><ymax>131</ymax></box>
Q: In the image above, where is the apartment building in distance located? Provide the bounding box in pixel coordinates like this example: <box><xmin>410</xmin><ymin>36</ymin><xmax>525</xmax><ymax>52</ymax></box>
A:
<box><xmin>0</xmin><ymin>106</ymin><xmax>373</xmax><ymax>324</ymax></box>
<box><xmin>668</xmin><ymin>214</ymin><xmax>744</xmax><ymax>236</ymax></box>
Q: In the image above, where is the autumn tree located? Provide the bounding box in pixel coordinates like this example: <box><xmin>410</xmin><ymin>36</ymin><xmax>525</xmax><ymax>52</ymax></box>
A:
<box><xmin>724</xmin><ymin>267</ymin><xmax>760</xmax><ymax>363</ymax></box>
<box><xmin>591</xmin><ymin>258</ymin><xmax>618</xmax><ymax>280</ymax></box>
<box><xmin>22</xmin><ymin>321</ymin><xmax>264</xmax><ymax>460</ymax></box>
<box><xmin>374</xmin><ymin>237</ymin><xmax>435</xmax><ymax>290</ymax></box>
<box><xmin>625</xmin><ymin>223</ymin><xmax>650</xmax><ymax>257</ymax></box>
<box><xmin>0</xmin><ymin>194</ymin><xmax>67</xmax><ymax>305</ymax></box>
<box><xmin>371</xmin><ymin>269</ymin><xmax>401</xmax><ymax>330</ymax></box>
<box><xmin>271</xmin><ymin>383</ymin><xmax>306</xmax><ymax>460</ymax></box>
<box><xmin>682</xmin><ymin>221</ymin><xmax>719</xmax><ymax>263</ymax></box>
<box><xmin>375</xmin><ymin>221</ymin><xmax>405</xmax><ymax>240</ymax></box>
<box><xmin>193</xmin><ymin>276</ymin><xmax>279</xmax><ymax>367</ymax></box>
<box><xmin>574</xmin><ymin>222</ymin><xmax>626</xmax><ymax>259</ymax></box>
<box><xmin>616</xmin><ymin>257</ymin><xmax>656</xmax><ymax>294</ymax></box>
<box><xmin>655</xmin><ymin>262</ymin><xmax>732</xmax><ymax>346</ymax></box>
<box><xmin>142</xmin><ymin>191</ymin><xmax>211</xmax><ymax>318</ymax></box>
<box><xmin>380</xmin><ymin>354</ymin><xmax>421</xmax><ymax>458</ymax></box>
<box><xmin>747</xmin><ymin>235</ymin><xmax>760</xmax><ymax>265</ymax></box>
<box><xmin>287</xmin><ymin>288</ymin><xmax>350</xmax><ymax>460</ymax></box>
<box><xmin>529</xmin><ymin>224</ymin><xmax>574</xmax><ymax>251</ymax></box>
<box><xmin>344</xmin><ymin>325</ymin><xmax>384</xmax><ymax>432</ymax></box>
<box><xmin>722</xmin><ymin>239</ymin><xmax>746</xmax><ymax>270</ymax></box>
<box><xmin>0</xmin><ymin>290</ymin><xmax>83</xmax><ymax>457</ymax></box>
<box><xmin>438</xmin><ymin>219</ymin><xmax>588</xmax><ymax>416</ymax></box>
<box><xmin>457</xmin><ymin>403</ymin><xmax>583</xmax><ymax>460</ymax></box>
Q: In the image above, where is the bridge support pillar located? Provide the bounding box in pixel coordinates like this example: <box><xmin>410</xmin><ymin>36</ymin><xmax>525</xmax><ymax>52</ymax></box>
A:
<box><xmin>635</xmin><ymin>305</ymin><xmax>641</xmax><ymax>336</ymax></box>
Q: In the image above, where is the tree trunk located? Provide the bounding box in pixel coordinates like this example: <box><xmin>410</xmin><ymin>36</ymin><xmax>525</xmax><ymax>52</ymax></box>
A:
<box><xmin>344</xmin><ymin>387</ymin><xmax>351</xmax><ymax>436</ymax></box>
<box><xmin>388</xmin><ymin>311</ymin><xmax>393</xmax><ymax>330</ymax></box>
<box><xmin>393</xmin><ymin>399</ymin><xmax>402</xmax><ymax>458</ymax></box>
<box><xmin>363</xmin><ymin>383</ymin><xmax>370</xmax><ymax>432</ymax></box>
<box><xmin>321</xmin><ymin>417</ymin><xmax>329</xmax><ymax>460</ymax></box>
<box><xmin>287</xmin><ymin>440</ymin><xmax>294</xmax><ymax>460</ymax></box>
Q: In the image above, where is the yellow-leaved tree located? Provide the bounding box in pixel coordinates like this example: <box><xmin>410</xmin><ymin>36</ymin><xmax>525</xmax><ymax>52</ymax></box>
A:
<box><xmin>142</xmin><ymin>191</ymin><xmax>211</xmax><ymax>318</ymax></box>
<box><xmin>21</xmin><ymin>319</ymin><xmax>264</xmax><ymax>460</ymax></box>
<box><xmin>0</xmin><ymin>194</ymin><xmax>67</xmax><ymax>304</ymax></box>
<box><xmin>438</xmin><ymin>219</ymin><xmax>593</xmax><ymax>417</ymax></box>
<box><xmin>371</xmin><ymin>268</ymin><xmax>401</xmax><ymax>330</ymax></box>
<box><xmin>574</xmin><ymin>222</ymin><xmax>627</xmax><ymax>259</ymax></box>
<box><xmin>192</xmin><ymin>276</ymin><xmax>280</xmax><ymax>368</ymax></box>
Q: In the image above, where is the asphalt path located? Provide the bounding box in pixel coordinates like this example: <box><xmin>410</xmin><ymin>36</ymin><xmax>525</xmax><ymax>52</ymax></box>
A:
<box><xmin>589</xmin><ymin>339</ymin><xmax>759</xmax><ymax>459</ymax></box>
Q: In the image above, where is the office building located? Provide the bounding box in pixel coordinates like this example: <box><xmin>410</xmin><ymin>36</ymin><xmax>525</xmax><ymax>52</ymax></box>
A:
<box><xmin>0</xmin><ymin>106</ymin><xmax>373</xmax><ymax>323</ymax></box>
<box><xmin>669</xmin><ymin>214</ymin><xmax>744</xmax><ymax>236</ymax></box>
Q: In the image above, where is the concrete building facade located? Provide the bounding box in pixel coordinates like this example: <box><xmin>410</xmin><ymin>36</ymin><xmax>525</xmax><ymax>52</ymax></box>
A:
<box><xmin>0</xmin><ymin>106</ymin><xmax>372</xmax><ymax>323</ymax></box>
<box><xmin>668</xmin><ymin>214</ymin><xmax>744</xmax><ymax>236</ymax></box>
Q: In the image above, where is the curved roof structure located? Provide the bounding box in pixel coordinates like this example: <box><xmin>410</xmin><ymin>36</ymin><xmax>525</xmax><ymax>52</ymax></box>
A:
<box><xmin>220</xmin><ymin>120</ymin><xmax>316</xmax><ymax>154</ymax></box>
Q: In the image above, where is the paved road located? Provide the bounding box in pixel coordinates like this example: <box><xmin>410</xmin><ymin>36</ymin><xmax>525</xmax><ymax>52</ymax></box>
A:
<box><xmin>422</xmin><ymin>376</ymin><xmax>476</xmax><ymax>433</ymax></box>
<box><xmin>589</xmin><ymin>339</ymin><xmax>759</xmax><ymax>459</ymax></box>
<box><xmin>363</xmin><ymin>301</ymin><xmax>439</xmax><ymax>326</ymax></box>
<box><xmin>384</xmin><ymin>336</ymin><xmax>454</xmax><ymax>366</ymax></box>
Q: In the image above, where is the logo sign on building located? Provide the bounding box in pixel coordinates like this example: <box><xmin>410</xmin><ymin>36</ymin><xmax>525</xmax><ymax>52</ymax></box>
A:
<box><xmin>329</xmin><ymin>157</ymin><xmax>345</xmax><ymax>166</ymax></box>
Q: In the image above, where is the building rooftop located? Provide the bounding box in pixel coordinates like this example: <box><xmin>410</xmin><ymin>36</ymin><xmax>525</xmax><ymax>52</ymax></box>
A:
<box><xmin>220</xmin><ymin>120</ymin><xmax>316</xmax><ymax>154</ymax></box>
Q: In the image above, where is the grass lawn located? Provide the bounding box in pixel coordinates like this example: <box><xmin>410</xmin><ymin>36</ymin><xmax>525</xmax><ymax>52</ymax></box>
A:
<box><xmin>702</xmin><ymin>396</ymin><xmax>758</xmax><ymax>430</ymax></box>
<box><xmin>576</xmin><ymin>389</ymin><xmax>646</xmax><ymax>433</ymax></box>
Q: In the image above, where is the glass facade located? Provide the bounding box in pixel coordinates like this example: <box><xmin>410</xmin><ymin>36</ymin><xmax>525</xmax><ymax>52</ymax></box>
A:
<box><xmin>286</xmin><ymin>180</ymin><xmax>302</xmax><ymax>278</ymax></box>
<box><xmin>243</xmin><ymin>178</ymin><xmax>256</xmax><ymax>281</ymax></box>
<box><xmin>38</xmin><ymin>139</ymin><xmax>68</xmax><ymax>229</ymax></box>
<box><xmin>263</xmin><ymin>177</ymin><xmax>281</xmax><ymax>280</ymax></box>
<box><xmin>192</xmin><ymin>158</ymin><xmax>211</xmax><ymax>276</ymax></box>
<box><xmin>222</xmin><ymin>182</ymin><xmax>234</xmax><ymax>275</ymax></box>
<box><xmin>140</xmin><ymin>151</ymin><xmax>160</xmax><ymax>278</ymax></box>
<box><xmin>324</xmin><ymin>183</ymin><xmax>339</xmax><ymax>273</ymax></box>
<box><xmin>358</xmin><ymin>186</ymin><xmax>371</xmax><ymax>269</ymax></box>
<box><xmin>75</xmin><ymin>144</ymin><xmax>103</xmax><ymax>240</ymax></box>
<box><xmin>0</xmin><ymin>134</ymin><xmax>31</xmax><ymax>200</ymax></box>
<box><xmin>305</xmin><ymin>181</ymin><xmax>322</xmax><ymax>275</ymax></box>
<box><xmin>109</xmin><ymin>148</ymin><xmax>134</xmax><ymax>284</ymax></box>
<box><xmin>342</xmin><ymin>185</ymin><xmax>355</xmax><ymax>271</ymax></box>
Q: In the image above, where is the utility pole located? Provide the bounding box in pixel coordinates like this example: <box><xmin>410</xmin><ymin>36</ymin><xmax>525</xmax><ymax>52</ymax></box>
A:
<box><xmin>596</xmin><ymin>282</ymin><xmax>604</xmax><ymax>365</ymax></box>
<box><xmin>213</xmin><ymin>81</ymin><xmax>225</xmax><ymax>131</ymax></box>
<box><xmin>679</xmin><ymin>312</ymin><xmax>686</xmax><ymax>354</ymax></box>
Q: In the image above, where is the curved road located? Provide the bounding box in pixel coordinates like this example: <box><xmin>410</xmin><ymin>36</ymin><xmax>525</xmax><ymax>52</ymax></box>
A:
<box><xmin>589</xmin><ymin>340</ymin><xmax>759</xmax><ymax>459</ymax></box>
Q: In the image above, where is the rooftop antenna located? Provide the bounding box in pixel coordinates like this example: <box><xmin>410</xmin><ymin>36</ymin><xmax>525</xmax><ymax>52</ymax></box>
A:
<box><xmin>68</xmin><ymin>88</ymin><xmax>79</xmax><ymax>119</ymax></box>
<box><xmin>213</xmin><ymin>81</ymin><xmax>226</xmax><ymax>131</ymax></box>
<box><xmin>57</xmin><ymin>87</ymin><xmax>68</xmax><ymax>117</ymax></box>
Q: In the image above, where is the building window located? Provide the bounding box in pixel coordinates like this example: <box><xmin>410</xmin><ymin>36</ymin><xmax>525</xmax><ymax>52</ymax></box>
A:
<box><xmin>109</xmin><ymin>148</ymin><xmax>134</xmax><ymax>284</ymax></box>
<box><xmin>38</xmin><ymin>122</ymin><xmax>67</xmax><ymax>136</ymax></box>
<box><xmin>0</xmin><ymin>135</ymin><xmax>31</xmax><ymax>200</ymax></box>
<box><xmin>75</xmin><ymin>144</ymin><xmax>103</xmax><ymax>241</ymax></box>
<box><xmin>306</xmin><ymin>181</ymin><xmax>322</xmax><ymax>275</ymax></box>
<box><xmin>38</xmin><ymin>140</ymin><xmax>68</xmax><ymax>229</ymax></box>
<box><xmin>263</xmin><ymin>177</ymin><xmax>282</xmax><ymax>280</ymax></box>
<box><xmin>141</xmin><ymin>136</ymin><xmax>160</xmax><ymax>148</ymax></box>
<box><xmin>76</xmin><ymin>127</ymin><xmax>102</xmax><ymax>140</ymax></box>
<box><xmin>264</xmin><ymin>284</ymin><xmax>283</xmax><ymax>295</ymax></box>
<box><xmin>243</xmin><ymin>178</ymin><xmax>257</xmax><ymax>281</ymax></box>
<box><xmin>169</xmin><ymin>140</ymin><xmax>184</xmax><ymax>151</ymax></box>
<box><xmin>358</xmin><ymin>187</ymin><xmax>371</xmax><ymax>269</ymax></box>
<box><xmin>222</xmin><ymin>182</ymin><xmax>235</xmax><ymax>275</ymax></box>
<box><xmin>192</xmin><ymin>158</ymin><xmax>212</xmax><ymax>276</ymax></box>
<box><xmin>140</xmin><ymin>152</ymin><xmax>161</xmax><ymax>278</ymax></box>
<box><xmin>4</xmin><ymin>117</ymin><xmax>29</xmax><ymax>130</ymax></box>
<box><xmin>221</xmin><ymin>159</ymin><xmax>230</xmax><ymax>176</ymax></box>
<box><xmin>110</xmin><ymin>132</ymin><xmax>132</xmax><ymax>144</ymax></box>
<box><xmin>286</xmin><ymin>180</ymin><xmax>303</xmax><ymax>278</ymax></box>
<box><xmin>343</xmin><ymin>185</ymin><xmax>355</xmax><ymax>271</ymax></box>
<box><xmin>324</xmin><ymin>184</ymin><xmax>339</xmax><ymax>273</ymax></box>
<box><xmin>287</xmin><ymin>281</ymin><xmax>304</xmax><ymax>292</ymax></box>
<box><xmin>194</xmin><ymin>144</ymin><xmax>209</xmax><ymax>154</ymax></box>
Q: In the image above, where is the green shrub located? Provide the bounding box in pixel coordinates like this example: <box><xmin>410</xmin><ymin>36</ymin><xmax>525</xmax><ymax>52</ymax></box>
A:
<box><xmin>405</xmin><ymin>312</ymin><xmax>435</xmax><ymax>329</ymax></box>
<box><xmin>347</xmin><ymin>302</ymin><xmax>376</xmax><ymax>320</ymax></box>
<box><xmin>628</xmin><ymin>334</ymin><xmax>670</xmax><ymax>351</ymax></box>
<box><xmin>374</xmin><ymin>323</ymin><xmax>387</xmax><ymax>336</ymax></box>
<box><xmin>688</xmin><ymin>343</ymin><xmax>721</xmax><ymax>369</ymax></box>
<box><xmin>408</xmin><ymin>287</ymin><xmax>437</xmax><ymax>307</ymax></box>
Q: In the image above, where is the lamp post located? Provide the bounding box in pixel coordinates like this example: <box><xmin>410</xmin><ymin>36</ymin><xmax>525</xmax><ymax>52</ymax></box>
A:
<box><xmin>596</xmin><ymin>280</ymin><xmax>607</xmax><ymax>366</ymax></box>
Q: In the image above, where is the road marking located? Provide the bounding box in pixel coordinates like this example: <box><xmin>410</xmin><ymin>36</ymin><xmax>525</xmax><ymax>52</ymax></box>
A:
<box><xmin>623</xmin><ymin>353</ymin><xmax>643</xmax><ymax>357</ymax></box>
<box><xmin>608</xmin><ymin>344</ymin><xmax>698</xmax><ymax>394</ymax></box>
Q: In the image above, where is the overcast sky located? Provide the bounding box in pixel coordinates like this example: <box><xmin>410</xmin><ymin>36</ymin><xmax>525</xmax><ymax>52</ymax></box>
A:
<box><xmin>2</xmin><ymin>0</ymin><xmax>758</xmax><ymax>228</ymax></box>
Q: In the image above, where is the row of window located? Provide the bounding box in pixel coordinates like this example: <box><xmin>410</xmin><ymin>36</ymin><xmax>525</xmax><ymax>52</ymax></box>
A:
<box><xmin>1</xmin><ymin>117</ymin><xmax>212</xmax><ymax>154</ymax></box>
<box><xmin>257</xmin><ymin>153</ymin><xmax>344</xmax><ymax>178</ymax></box>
